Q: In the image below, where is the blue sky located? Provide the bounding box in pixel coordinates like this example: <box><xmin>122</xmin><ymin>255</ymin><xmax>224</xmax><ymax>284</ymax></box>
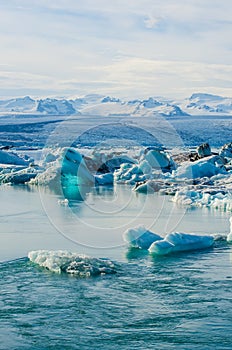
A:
<box><xmin>0</xmin><ymin>0</ymin><xmax>231</xmax><ymax>98</ymax></box>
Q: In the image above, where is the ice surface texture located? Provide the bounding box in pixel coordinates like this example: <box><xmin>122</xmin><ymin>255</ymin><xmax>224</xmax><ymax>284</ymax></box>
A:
<box><xmin>149</xmin><ymin>232</ymin><xmax>214</xmax><ymax>255</ymax></box>
<box><xmin>123</xmin><ymin>226</ymin><xmax>214</xmax><ymax>256</ymax></box>
<box><xmin>28</xmin><ymin>250</ymin><xmax>116</xmax><ymax>277</ymax></box>
<box><xmin>123</xmin><ymin>226</ymin><xmax>162</xmax><ymax>250</ymax></box>
<box><xmin>226</xmin><ymin>217</ymin><xmax>232</xmax><ymax>242</ymax></box>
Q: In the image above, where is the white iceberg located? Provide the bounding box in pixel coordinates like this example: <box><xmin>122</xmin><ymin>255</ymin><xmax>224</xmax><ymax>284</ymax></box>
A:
<box><xmin>123</xmin><ymin>226</ymin><xmax>214</xmax><ymax>255</ymax></box>
<box><xmin>133</xmin><ymin>180</ymin><xmax>163</xmax><ymax>193</ymax></box>
<box><xmin>226</xmin><ymin>217</ymin><xmax>232</xmax><ymax>242</ymax></box>
<box><xmin>143</xmin><ymin>149</ymin><xmax>176</xmax><ymax>171</ymax></box>
<box><xmin>220</xmin><ymin>143</ymin><xmax>232</xmax><ymax>159</ymax></box>
<box><xmin>0</xmin><ymin>150</ymin><xmax>32</xmax><ymax>166</ymax></box>
<box><xmin>0</xmin><ymin>167</ymin><xmax>38</xmax><ymax>184</ymax></box>
<box><xmin>149</xmin><ymin>232</ymin><xmax>214</xmax><ymax>256</ymax></box>
<box><xmin>28</xmin><ymin>250</ymin><xmax>116</xmax><ymax>276</ymax></box>
<box><xmin>173</xmin><ymin>189</ymin><xmax>232</xmax><ymax>212</ymax></box>
<box><xmin>114</xmin><ymin>160</ymin><xmax>152</xmax><ymax>185</ymax></box>
<box><xmin>123</xmin><ymin>226</ymin><xmax>162</xmax><ymax>250</ymax></box>
<box><xmin>173</xmin><ymin>155</ymin><xmax>226</xmax><ymax>179</ymax></box>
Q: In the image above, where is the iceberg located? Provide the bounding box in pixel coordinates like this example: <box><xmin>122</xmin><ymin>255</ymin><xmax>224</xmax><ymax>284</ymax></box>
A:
<box><xmin>0</xmin><ymin>150</ymin><xmax>32</xmax><ymax>166</ymax></box>
<box><xmin>114</xmin><ymin>163</ymin><xmax>147</xmax><ymax>185</ymax></box>
<box><xmin>133</xmin><ymin>180</ymin><xmax>163</xmax><ymax>193</ymax></box>
<box><xmin>123</xmin><ymin>226</ymin><xmax>162</xmax><ymax>250</ymax></box>
<box><xmin>173</xmin><ymin>189</ymin><xmax>232</xmax><ymax>212</ymax></box>
<box><xmin>61</xmin><ymin>148</ymin><xmax>94</xmax><ymax>184</ymax></box>
<box><xmin>28</xmin><ymin>250</ymin><xmax>116</xmax><ymax>277</ymax></box>
<box><xmin>149</xmin><ymin>232</ymin><xmax>214</xmax><ymax>256</ymax></box>
<box><xmin>143</xmin><ymin>149</ymin><xmax>176</xmax><ymax>172</ymax></box>
<box><xmin>220</xmin><ymin>143</ymin><xmax>232</xmax><ymax>160</ymax></box>
<box><xmin>173</xmin><ymin>155</ymin><xmax>226</xmax><ymax>179</ymax></box>
<box><xmin>95</xmin><ymin>173</ymin><xmax>114</xmax><ymax>185</ymax></box>
<box><xmin>123</xmin><ymin>227</ymin><xmax>214</xmax><ymax>255</ymax></box>
<box><xmin>226</xmin><ymin>217</ymin><xmax>232</xmax><ymax>242</ymax></box>
<box><xmin>0</xmin><ymin>167</ymin><xmax>38</xmax><ymax>184</ymax></box>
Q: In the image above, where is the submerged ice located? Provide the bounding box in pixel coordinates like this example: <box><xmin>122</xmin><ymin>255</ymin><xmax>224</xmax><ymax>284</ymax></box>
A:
<box><xmin>28</xmin><ymin>250</ymin><xmax>116</xmax><ymax>277</ymax></box>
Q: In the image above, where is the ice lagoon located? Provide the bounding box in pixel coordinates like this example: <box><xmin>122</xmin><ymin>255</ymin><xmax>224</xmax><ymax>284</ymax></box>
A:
<box><xmin>1</xmin><ymin>183</ymin><xmax>232</xmax><ymax>349</ymax></box>
<box><xmin>1</xmin><ymin>111</ymin><xmax>232</xmax><ymax>349</ymax></box>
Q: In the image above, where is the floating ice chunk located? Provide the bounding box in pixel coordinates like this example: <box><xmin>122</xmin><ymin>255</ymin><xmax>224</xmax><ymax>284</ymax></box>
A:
<box><xmin>226</xmin><ymin>217</ymin><xmax>232</xmax><ymax>242</ymax></box>
<box><xmin>137</xmin><ymin>160</ymin><xmax>152</xmax><ymax>175</ymax></box>
<box><xmin>114</xmin><ymin>161</ymin><xmax>150</xmax><ymax>184</ymax></box>
<box><xmin>173</xmin><ymin>155</ymin><xmax>226</xmax><ymax>179</ymax></box>
<box><xmin>220</xmin><ymin>143</ymin><xmax>232</xmax><ymax>159</ymax></box>
<box><xmin>28</xmin><ymin>250</ymin><xmax>116</xmax><ymax>277</ymax></box>
<box><xmin>58</xmin><ymin>198</ymin><xmax>69</xmax><ymax>206</ymax></box>
<box><xmin>148</xmin><ymin>239</ymin><xmax>174</xmax><ymax>255</ymax></box>
<box><xmin>95</xmin><ymin>173</ymin><xmax>114</xmax><ymax>185</ymax></box>
<box><xmin>149</xmin><ymin>232</ymin><xmax>214</xmax><ymax>255</ymax></box>
<box><xmin>143</xmin><ymin>149</ymin><xmax>175</xmax><ymax>171</ymax></box>
<box><xmin>62</xmin><ymin>148</ymin><xmax>94</xmax><ymax>184</ymax></box>
<box><xmin>30</xmin><ymin>163</ymin><xmax>60</xmax><ymax>186</ymax></box>
<box><xmin>0</xmin><ymin>150</ymin><xmax>32</xmax><ymax>166</ymax></box>
<box><xmin>173</xmin><ymin>189</ymin><xmax>232</xmax><ymax>212</ymax></box>
<box><xmin>133</xmin><ymin>180</ymin><xmax>163</xmax><ymax>193</ymax></box>
<box><xmin>133</xmin><ymin>181</ymin><xmax>154</xmax><ymax>193</ymax></box>
<box><xmin>123</xmin><ymin>226</ymin><xmax>162</xmax><ymax>250</ymax></box>
<box><xmin>0</xmin><ymin>166</ymin><xmax>38</xmax><ymax>184</ymax></box>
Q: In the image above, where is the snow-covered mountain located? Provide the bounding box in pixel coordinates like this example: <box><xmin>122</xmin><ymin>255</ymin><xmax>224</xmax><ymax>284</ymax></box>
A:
<box><xmin>79</xmin><ymin>97</ymin><xmax>188</xmax><ymax>117</ymax></box>
<box><xmin>179</xmin><ymin>93</ymin><xmax>232</xmax><ymax>115</ymax></box>
<box><xmin>37</xmin><ymin>98</ymin><xmax>76</xmax><ymax>115</ymax></box>
<box><xmin>0</xmin><ymin>96</ymin><xmax>36</xmax><ymax>113</ymax></box>
<box><xmin>0</xmin><ymin>93</ymin><xmax>231</xmax><ymax>116</ymax></box>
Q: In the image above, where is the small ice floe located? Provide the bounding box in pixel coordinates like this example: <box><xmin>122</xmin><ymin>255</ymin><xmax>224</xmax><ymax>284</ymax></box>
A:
<box><xmin>133</xmin><ymin>180</ymin><xmax>163</xmax><ymax>193</ymax></box>
<box><xmin>58</xmin><ymin>198</ymin><xmax>69</xmax><ymax>206</ymax></box>
<box><xmin>28</xmin><ymin>250</ymin><xmax>116</xmax><ymax>277</ymax></box>
<box><xmin>123</xmin><ymin>226</ymin><xmax>214</xmax><ymax>256</ymax></box>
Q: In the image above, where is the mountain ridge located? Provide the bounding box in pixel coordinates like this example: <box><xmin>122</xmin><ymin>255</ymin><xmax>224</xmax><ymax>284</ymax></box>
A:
<box><xmin>0</xmin><ymin>93</ymin><xmax>231</xmax><ymax>117</ymax></box>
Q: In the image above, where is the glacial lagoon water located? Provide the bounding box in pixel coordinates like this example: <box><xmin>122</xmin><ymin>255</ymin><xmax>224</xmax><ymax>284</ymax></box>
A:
<box><xmin>1</xmin><ymin>184</ymin><xmax>232</xmax><ymax>349</ymax></box>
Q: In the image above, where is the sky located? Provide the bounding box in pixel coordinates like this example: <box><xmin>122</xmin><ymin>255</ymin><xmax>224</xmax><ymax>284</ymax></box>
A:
<box><xmin>0</xmin><ymin>0</ymin><xmax>231</xmax><ymax>99</ymax></box>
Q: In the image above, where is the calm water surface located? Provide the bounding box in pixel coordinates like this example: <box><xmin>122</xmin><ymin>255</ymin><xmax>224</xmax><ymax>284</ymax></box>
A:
<box><xmin>0</xmin><ymin>184</ymin><xmax>232</xmax><ymax>349</ymax></box>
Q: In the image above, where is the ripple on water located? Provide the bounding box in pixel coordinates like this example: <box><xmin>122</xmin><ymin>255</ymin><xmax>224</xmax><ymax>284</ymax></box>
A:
<box><xmin>1</xmin><ymin>246</ymin><xmax>232</xmax><ymax>349</ymax></box>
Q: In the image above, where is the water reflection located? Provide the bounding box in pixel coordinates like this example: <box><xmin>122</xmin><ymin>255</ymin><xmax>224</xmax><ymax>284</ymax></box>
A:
<box><xmin>125</xmin><ymin>247</ymin><xmax>149</xmax><ymax>260</ymax></box>
<box><xmin>61</xmin><ymin>175</ymin><xmax>91</xmax><ymax>202</ymax></box>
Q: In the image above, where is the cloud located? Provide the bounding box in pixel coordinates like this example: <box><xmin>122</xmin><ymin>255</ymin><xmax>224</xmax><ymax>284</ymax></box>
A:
<box><xmin>144</xmin><ymin>15</ymin><xmax>164</xmax><ymax>29</ymax></box>
<box><xmin>0</xmin><ymin>0</ymin><xmax>231</xmax><ymax>98</ymax></box>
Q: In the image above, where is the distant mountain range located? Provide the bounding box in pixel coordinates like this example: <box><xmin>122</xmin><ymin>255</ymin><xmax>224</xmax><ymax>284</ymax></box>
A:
<box><xmin>0</xmin><ymin>93</ymin><xmax>231</xmax><ymax>117</ymax></box>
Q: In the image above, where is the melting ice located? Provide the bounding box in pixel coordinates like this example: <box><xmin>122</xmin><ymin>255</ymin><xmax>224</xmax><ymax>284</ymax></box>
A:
<box><xmin>28</xmin><ymin>250</ymin><xmax>117</xmax><ymax>277</ymax></box>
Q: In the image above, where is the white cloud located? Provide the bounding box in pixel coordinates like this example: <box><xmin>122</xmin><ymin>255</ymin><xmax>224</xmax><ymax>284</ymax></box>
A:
<box><xmin>0</xmin><ymin>0</ymin><xmax>231</xmax><ymax>98</ymax></box>
<box><xmin>144</xmin><ymin>15</ymin><xmax>163</xmax><ymax>29</ymax></box>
